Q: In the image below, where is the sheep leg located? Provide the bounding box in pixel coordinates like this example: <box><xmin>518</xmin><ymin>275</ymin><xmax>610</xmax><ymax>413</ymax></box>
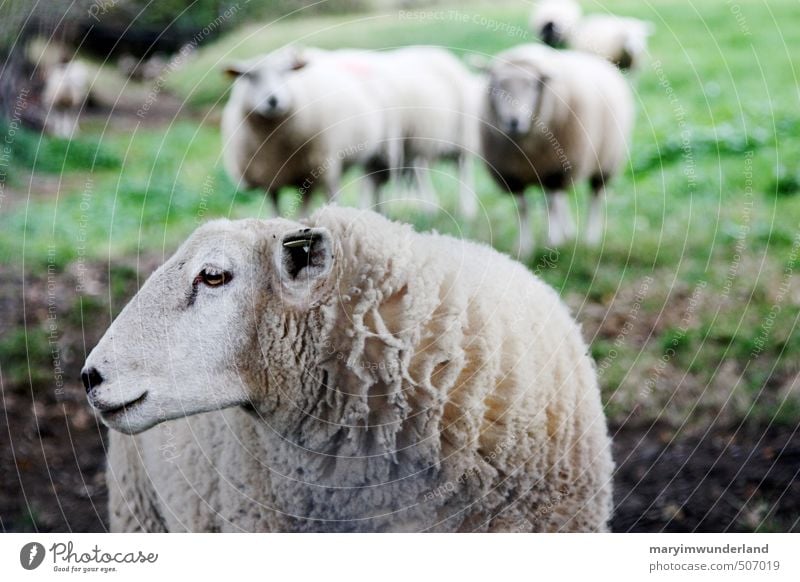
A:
<box><xmin>265</xmin><ymin>190</ymin><xmax>280</xmax><ymax>218</ymax></box>
<box><xmin>516</xmin><ymin>193</ymin><xmax>535</xmax><ymax>257</ymax></box>
<box><xmin>586</xmin><ymin>184</ymin><xmax>606</xmax><ymax>246</ymax></box>
<box><xmin>557</xmin><ymin>190</ymin><xmax>576</xmax><ymax>241</ymax></box>
<box><xmin>322</xmin><ymin>161</ymin><xmax>342</xmax><ymax>203</ymax></box>
<box><xmin>306</xmin><ymin>161</ymin><xmax>342</xmax><ymax>216</ymax></box>
<box><xmin>360</xmin><ymin>155</ymin><xmax>391</xmax><ymax>210</ymax></box>
<box><xmin>412</xmin><ymin>158</ymin><xmax>438</xmax><ymax>214</ymax></box>
<box><xmin>458</xmin><ymin>152</ymin><xmax>478</xmax><ymax>220</ymax></box>
<box><xmin>60</xmin><ymin>111</ymin><xmax>73</xmax><ymax>138</ymax></box>
<box><xmin>546</xmin><ymin>190</ymin><xmax>574</xmax><ymax>247</ymax></box>
<box><xmin>367</xmin><ymin>168</ymin><xmax>391</xmax><ymax>211</ymax></box>
<box><xmin>50</xmin><ymin>111</ymin><xmax>68</xmax><ymax>138</ymax></box>
<box><xmin>62</xmin><ymin>114</ymin><xmax>72</xmax><ymax>137</ymax></box>
<box><xmin>386</xmin><ymin>134</ymin><xmax>404</xmax><ymax>193</ymax></box>
<box><xmin>360</xmin><ymin>175</ymin><xmax>378</xmax><ymax>209</ymax></box>
<box><xmin>68</xmin><ymin>111</ymin><xmax>80</xmax><ymax>137</ymax></box>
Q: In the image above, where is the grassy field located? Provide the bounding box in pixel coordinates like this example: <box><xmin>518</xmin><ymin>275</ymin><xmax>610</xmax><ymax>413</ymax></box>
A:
<box><xmin>1</xmin><ymin>0</ymin><xmax>799</xmax><ymax>531</ymax></box>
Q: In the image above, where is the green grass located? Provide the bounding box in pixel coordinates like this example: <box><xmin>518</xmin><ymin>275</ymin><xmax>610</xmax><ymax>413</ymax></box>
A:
<box><xmin>2</xmin><ymin>0</ymin><xmax>799</xmax><ymax>431</ymax></box>
<box><xmin>0</xmin><ymin>328</ymin><xmax>53</xmax><ymax>389</ymax></box>
<box><xmin>0</xmin><ymin>122</ymin><xmax>119</xmax><ymax>177</ymax></box>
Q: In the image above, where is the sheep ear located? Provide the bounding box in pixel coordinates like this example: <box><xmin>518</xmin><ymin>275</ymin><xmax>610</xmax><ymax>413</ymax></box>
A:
<box><xmin>276</xmin><ymin>227</ymin><xmax>334</xmax><ymax>305</ymax></box>
<box><xmin>223</xmin><ymin>62</ymin><xmax>249</xmax><ymax>78</ymax></box>
<box><xmin>289</xmin><ymin>47</ymin><xmax>309</xmax><ymax>71</ymax></box>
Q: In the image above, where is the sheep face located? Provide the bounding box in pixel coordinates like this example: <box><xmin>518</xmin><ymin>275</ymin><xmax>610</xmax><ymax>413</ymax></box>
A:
<box><xmin>225</xmin><ymin>49</ymin><xmax>306</xmax><ymax>119</ymax></box>
<box><xmin>621</xmin><ymin>21</ymin><xmax>655</xmax><ymax>67</ymax></box>
<box><xmin>539</xmin><ymin>21</ymin><xmax>566</xmax><ymax>48</ymax></box>
<box><xmin>531</xmin><ymin>0</ymin><xmax>582</xmax><ymax>47</ymax></box>
<box><xmin>82</xmin><ymin>218</ymin><xmax>335</xmax><ymax>435</ymax></box>
<box><xmin>487</xmin><ymin>64</ymin><xmax>548</xmax><ymax>136</ymax></box>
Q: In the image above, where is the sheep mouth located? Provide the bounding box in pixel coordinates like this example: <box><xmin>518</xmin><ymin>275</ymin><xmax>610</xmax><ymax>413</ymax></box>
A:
<box><xmin>251</xmin><ymin>107</ymin><xmax>288</xmax><ymax>122</ymax></box>
<box><xmin>98</xmin><ymin>392</ymin><xmax>148</xmax><ymax>418</ymax></box>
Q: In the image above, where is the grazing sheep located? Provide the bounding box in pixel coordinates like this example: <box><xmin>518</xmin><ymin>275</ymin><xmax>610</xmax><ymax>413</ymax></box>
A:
<box><xmin>530</xmin><ymin>0</ymin><xmax>583</xmax><ymax>48</ymax></box>
<box><xmin>480</xmin><ymin>44</ymin><xmax>634</xmax><ymax>255</ymax></box>
<box><xmin>221</xmin><ymin>47</ymin><xmax>389</xmax><ymax>216</ymax></box>
<box><xmin>83</xmin><ymin>206</ymin><xmax>613</xmax><ymax>532</ymax></box>
<box><xmin>41</xmin><ymin>59</ymin><xmax>89</xmax><ymax>137</ymax></box>
<box><xmin>569</xmin><ymin>15</ymin><xmax>654</xmax><ymax>71</ymax></box>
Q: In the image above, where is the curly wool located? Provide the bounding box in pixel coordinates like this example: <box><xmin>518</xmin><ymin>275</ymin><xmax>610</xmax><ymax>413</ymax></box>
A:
<box><xmin>108</xmin><ymin>207</ymin><xmax>613</xmax><ymax>532</ymax></box>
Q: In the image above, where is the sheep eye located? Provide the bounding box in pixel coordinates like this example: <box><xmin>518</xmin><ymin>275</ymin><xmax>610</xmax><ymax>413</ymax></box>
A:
<box><xmin>198</xmin><ymin>268</ymin><xmax>232</xmax><ymax>287</ymax></box>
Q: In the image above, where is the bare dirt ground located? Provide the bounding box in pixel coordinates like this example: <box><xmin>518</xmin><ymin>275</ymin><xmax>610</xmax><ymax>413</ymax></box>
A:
<box><xmin>1</xmin><ymin>262</ymin><xmax>798</xmax><ymax>532</ymax></box>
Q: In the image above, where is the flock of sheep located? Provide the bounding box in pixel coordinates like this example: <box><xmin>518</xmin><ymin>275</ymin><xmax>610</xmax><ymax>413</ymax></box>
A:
<box><xmin>221</xmin><ymin>0</ymin><xmax>650</xmax><ymax>255</ymax></box>
<box><xmin>81</xmin><ymin>1</ymin><xmax>656</xmax><ymax>532</ymax></box>
<box><xmin>39</xmin><ymin>0</ymin><xmax>651</xmax><ymax>256</ymax></box>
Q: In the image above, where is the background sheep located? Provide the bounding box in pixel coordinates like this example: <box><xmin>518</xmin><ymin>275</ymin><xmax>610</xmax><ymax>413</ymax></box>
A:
<box><xmin>530</xmin><ymin>1</ymin><xmax>654</xmax><ymax>71</ymax></box>
<box><xmin>118</xmin><ymin>53</ymin><xmax>170</xmax><ymax>81</ymax></box>
<box><xmin>354</xmin><ymin>46</ymin><xmax>482</xmax><ymax>217</ymax></box>
<box><xmin>41</xmin><ymin>59</ymin><xmax>89</xmax><ymax>137</ymax></box>
<box><xmin>570</xmin><ymin>15</ymin><xmax>654</xmax><ymax>71</ymax></box>
<box><xmin>224</xmin><ymin>45</ymin><xmax>481</xmax><ymax>218</ymax></box>
<box><xmin>221</xmin><ymin>47</ymin><xmax>389</xmax><ymax>216</ymax></box>
<box><xmin>529</xmin><ymin>0</ymin><xmax>583</xmax><ymax>48</ymax></box>
<box><xmin>480</xmin><ymin>44</ymin><xmax>634</xmax><ymax>255</ymax></box>
<box><xmin>82</xmin><ymin>206</ymin><xmax>613</xmax><ymax>532</ymax></box>
<box><xmin>5</xmin><ymin>0</ymin><xmax>798</xmax><ymax>538</ymax></box>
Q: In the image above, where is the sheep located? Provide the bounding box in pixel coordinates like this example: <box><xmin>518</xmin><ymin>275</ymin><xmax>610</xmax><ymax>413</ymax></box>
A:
<box><xmin>480</xmin><ymin>44</ymin><xmax>634</xmax><ymax>255</ymax></box>
<box><xmin>530</xmin><ymin>0</ymin><xmax>583</xmax><ymax>48</ymax></box>
<box><xmin>530</xmin><ymin>1</ymin><xmax>654</xmax><ymax>71</ymax></box>
<box><xmin>347</xmin><ymin>46</ymin><xmax>482</xmax><ymax>218</ymax></box>
<box><xmin>41</xmin><ymin>59</ymin><xmax>89</xmax><ymax>138</ymax></box>
<box><xmin>118</xmin><ymin>52</ymin><xmax>169</xmax><ymax>81</ymax></box>
<box><xmin>569</xmin><ymin>15</ymin><xmax>654</xmax><ymax>71</ymax></box>
<box><xmin>223</xmin><ymin>45</ymin><xmax>481</xmax><ymax>218</ymax></box>
<box><xmin>221</xmin><ymin>47</ymin><xmax>390</xmax><ymax>216</ymax></box>
<box><xmin>82</xmin><ymin>205</ymin><xmax>614</xmax><ymax>532</ymax></box>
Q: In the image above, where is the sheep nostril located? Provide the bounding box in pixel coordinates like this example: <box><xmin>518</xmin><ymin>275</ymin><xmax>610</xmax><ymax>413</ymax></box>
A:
<box><xmin>508</xmin><ymin>118</ymin><xmax>520</xmax><ymax>133</ymax></box>
<box><xmin>267</xmin><ymin>95</ymin><xmax>278</xmax><ymax>108</ymax></box>
<box><xmin>81</xmin><ymin>367</ymin><xmax>103</xmax><ymax>393</ymax></box>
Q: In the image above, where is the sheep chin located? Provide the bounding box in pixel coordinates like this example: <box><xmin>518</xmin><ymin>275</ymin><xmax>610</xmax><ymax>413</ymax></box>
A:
<box><xmin>98</xmin><ymin>399</ymin><xmax>157</xmax><ymax>435</ymax></box>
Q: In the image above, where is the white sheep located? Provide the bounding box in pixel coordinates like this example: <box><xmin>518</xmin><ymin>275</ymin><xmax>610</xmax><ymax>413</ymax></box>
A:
<box><xmin>530</xmin><ymin>1</ymin><xmax>654</xmax><ymax>71</ymax></box>
<box><xmin>223</xmin><ymin>46</ymin><xmax>481</xmax><ymax>218</ymax></box>
<box><xmin>350</xmin><ymin>46</ymin><xmax>482</xmax><ymax>218</ymax></box>
<box><xmin>82</xmin><ymin>206</ymin><xmax>614</xmax><ymax>532</ymax></box>
<box><xmin>41</xmin><ymin>59</ymin><xmax>89</xmax><ymax>138</ymax></box>
<box><xmin>480</xmin><ymin>44</ymin><xmax>634</xmax><ymax>255</ymax></box>
<box><xmin>118</xmin><ymin>53</ymin><xmax>169</xmax><ymax>81</ymax></box>
<box><xmin>569</xmin><ymin>15</ymin><xmax>654</xmax><ymax>71</ymax></box>
<box><xmin>530</xmin><ymin>0</ymin><xmax>583</xmax><ymax>48</ymax></box>
<box><xmin>221</xmin><ymin>47</ymin><xmax>389</xmax><ymax>216</ymax></box>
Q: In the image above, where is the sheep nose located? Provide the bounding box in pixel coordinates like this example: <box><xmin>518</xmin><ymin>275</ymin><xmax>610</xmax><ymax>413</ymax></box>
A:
<box><xmin>541</xmin><ymin>22</ymin><xmax>557</xmax><ymax>45</ymax></box>
<box><xmin>81</xmin><ymin>366</ymin><xmax>103</xmax><ymax>393</ymax></box>
<box><xmin>266</xmin><ymin>95</ymin><xmax>278</xmax><ymax>108</ymax></box>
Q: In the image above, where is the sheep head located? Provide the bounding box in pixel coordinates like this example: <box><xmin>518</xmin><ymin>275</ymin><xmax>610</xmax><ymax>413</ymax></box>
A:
<box><xmin>82</xmin><ymin>218</ymin><xmax>336</xmax><ymax>435</ymax></box>
<box><xmin>223</xmin><ymin>46</ymin><xmax>309</xmax><ymax>119</ymax></box>
<box><xmin>487</xmin><ymin>54</ymin><xmax>556</xmax><ymax>137</ymax></box>
<box><xmin>530</xmin><ymin>0</ymin><xmax>582</xmax><ymax>48</ymax></box>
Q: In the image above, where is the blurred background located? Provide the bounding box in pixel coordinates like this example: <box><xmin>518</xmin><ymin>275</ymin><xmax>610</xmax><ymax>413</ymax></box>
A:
<box><xmin>0</xmin><ymin>0</ymin><xmax>798</xmax><ymax>532</ymax></box>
